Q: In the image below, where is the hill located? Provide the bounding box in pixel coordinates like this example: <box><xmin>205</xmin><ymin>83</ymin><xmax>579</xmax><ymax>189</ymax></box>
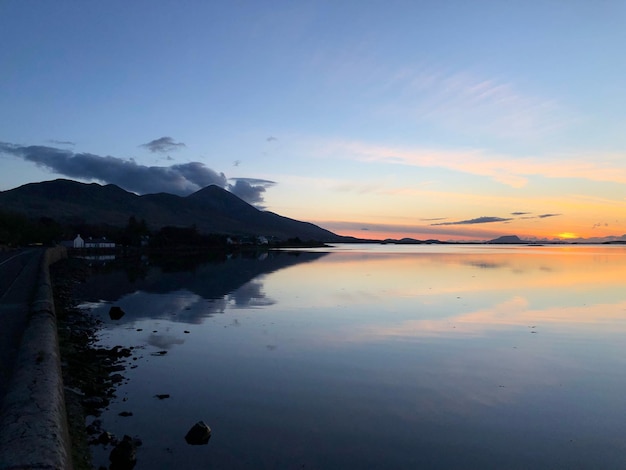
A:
<box><xmin>488</xmin><ymin>235</ymin><xmax>527</xmax><ymax>244</ymax></box>
<box><xmin>0</xmin><ymin>179</ymin><xmax>347</xmax><ymax>242</ymax></box>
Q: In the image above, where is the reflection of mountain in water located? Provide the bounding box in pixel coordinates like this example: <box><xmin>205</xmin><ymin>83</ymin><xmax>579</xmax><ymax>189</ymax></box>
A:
<box><xmin>77</xmin><ymin>250</ymin><xmax>327</xmax><ymax>324</ymax></box>
<box><xmin>465</xmin><ymin>260</ymin><xmax>508</xmax><ymax>270</ymax></box>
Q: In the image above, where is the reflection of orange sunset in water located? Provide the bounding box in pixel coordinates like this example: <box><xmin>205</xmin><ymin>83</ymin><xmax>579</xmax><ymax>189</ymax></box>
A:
<box><xmin>267</xmin><ymin>245</ymin><xmax>626</xmax><ymax>338</ymax></box>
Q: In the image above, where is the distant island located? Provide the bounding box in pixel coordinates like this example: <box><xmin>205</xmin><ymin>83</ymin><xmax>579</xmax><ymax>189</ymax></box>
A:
<box><xmin>487</xmin><ymin>235</ymin><xmax>526</xmax><ymax>244</ymax></box>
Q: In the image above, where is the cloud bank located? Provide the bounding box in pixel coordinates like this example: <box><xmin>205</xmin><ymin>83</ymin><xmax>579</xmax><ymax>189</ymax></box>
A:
<box><xmin>0</xmin><ymin>141</ymin><xmax>273</xmax><ymax>207</ymax></box>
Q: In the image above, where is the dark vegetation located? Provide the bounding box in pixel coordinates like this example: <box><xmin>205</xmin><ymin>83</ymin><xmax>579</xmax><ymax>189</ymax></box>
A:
<box><xmin>0</xmin><ymin>208</ymin><xmax>329</xmax><ymax>253</ymax></box>
<box><xmin>0</xmin><ymin>211</ymin><xmax>65</xmax><ymax>246</ymax></box>
<box><xmin>0</xmin><ymin>209</ymin><xmax>144</xmax><ymax>247</ymax></box>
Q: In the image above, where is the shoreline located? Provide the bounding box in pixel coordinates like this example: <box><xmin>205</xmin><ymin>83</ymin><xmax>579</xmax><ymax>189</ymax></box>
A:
<box><xmin>52</xmin><ymin>257</ymin><xmax>138</xmax><ymax>470</ymax></box>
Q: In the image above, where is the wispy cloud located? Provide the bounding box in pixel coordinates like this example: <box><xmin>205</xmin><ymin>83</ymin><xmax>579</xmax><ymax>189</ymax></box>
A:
<box><xmin>47</xmin><ymin>139</ymin><xmax>75</xmax><ymax>146</ymax></box>
<box><xmin>330</xmin><ymin>181</ymin><xmax>384</xmax><ymax>194</ymax></box>
<box><xmin>324</xmin><ymin>140</ymin><xmax>626</xmax><ymax>187</ymax></box>
<box><xmin>307</xmin><ymin>52</ymin><xmax>571</xmax><ymax>141</ymax></box>
<box><xmin>432</xmin><ymin>216</ymin><xmax>512</xmax><ymax>226</ymax></box>
<box><xmin>379</xmin><ymin>67</ymin><xmax>573</xmax><ymax>139</ymax></box>
<box><xmin>512</xmin><ymin>212</ymin><xmax>561</xmax><ymax>220</ymax></box>
<box><xmin>140</xmin><ymin>136</ymin><xmax>186</xmax><ymax>153</ymax></box>
<box><xmin>317</xmin><ymin>220</ymin><xmax>510</xmax><ymax>240</ymax></box>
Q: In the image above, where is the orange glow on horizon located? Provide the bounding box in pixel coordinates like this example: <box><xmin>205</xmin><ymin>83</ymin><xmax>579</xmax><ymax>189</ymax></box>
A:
<box><xmin>327</xmin><ymin>225</ymin><xmax>614</xmax><ymax>242</ymax></box>
<box><xmin>334</xmin><ymin>228</ymin><xmax>493</xmax><ymax>242</ymax></box>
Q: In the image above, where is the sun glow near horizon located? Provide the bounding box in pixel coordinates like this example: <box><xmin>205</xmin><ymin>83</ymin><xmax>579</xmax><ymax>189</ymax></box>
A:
<box><xmin>557</xmin><ymin>232</ymin><xmax>579</xmax><ymax>240</ymax></box>
<box><xmin>319</xmin><ymin>219</ymin><xmax>615</xmax><ymax>243</ymax></box>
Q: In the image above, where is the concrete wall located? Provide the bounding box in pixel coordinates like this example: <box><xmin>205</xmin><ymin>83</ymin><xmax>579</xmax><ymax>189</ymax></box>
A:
<box><xmin>0</xmin><ymin>246</ymin><xmax>72</xmax><ymax>470</ymax></box>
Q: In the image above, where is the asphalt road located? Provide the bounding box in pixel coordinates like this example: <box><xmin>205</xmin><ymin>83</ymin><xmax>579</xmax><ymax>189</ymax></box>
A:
<box><xmin>0</xmin><ymin>248</ymin><xmax>44</xmax><ymax>402</ymax></box>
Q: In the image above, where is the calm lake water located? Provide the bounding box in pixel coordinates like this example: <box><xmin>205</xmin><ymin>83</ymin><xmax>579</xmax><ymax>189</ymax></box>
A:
<box><xmin>79</xmin><ymin>244</ymin><xmax>626</xmax><ymax>469</ymax></box>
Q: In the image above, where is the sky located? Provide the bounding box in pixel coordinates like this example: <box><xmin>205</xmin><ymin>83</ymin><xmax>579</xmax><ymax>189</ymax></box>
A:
<box><xmin>1</xmin><ymin>1</ymin><xmax>625</xmax><ymax>242</ymax></box>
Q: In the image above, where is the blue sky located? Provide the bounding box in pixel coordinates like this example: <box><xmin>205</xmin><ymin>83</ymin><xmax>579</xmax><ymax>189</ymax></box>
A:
<box><xmin>1</xmin><ymin>1</ymin><xmax>625</xmax><ymax>241</ymax></box>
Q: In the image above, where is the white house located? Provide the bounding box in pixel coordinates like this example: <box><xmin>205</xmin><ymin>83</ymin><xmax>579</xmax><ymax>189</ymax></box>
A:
<box><xmin>84</xmin><ymin>237</ymin><xmax>116</xmax><ymax>249</ymax></box>
<box><xmin>73</xmin><ymin>234</ymin><xmax>85</xmax><ymax>248</ymax></box>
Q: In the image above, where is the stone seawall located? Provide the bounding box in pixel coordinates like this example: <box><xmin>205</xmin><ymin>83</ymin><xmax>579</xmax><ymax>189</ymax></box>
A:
<box><xmin>0</xmin><ymin>246</ymin><xmax>72</xmax><ymax>470</ymax></box>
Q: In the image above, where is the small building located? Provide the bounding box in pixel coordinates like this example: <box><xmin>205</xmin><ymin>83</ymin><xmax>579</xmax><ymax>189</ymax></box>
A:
<box><xmin>85</xmin><ymin>237</ymin><xmax>116</xmax><ymax>249</ymax></box>
<box><xmin>73</xmin><ymin>234</ymin><xmax>85</xmax><ymax>248</ymax></box>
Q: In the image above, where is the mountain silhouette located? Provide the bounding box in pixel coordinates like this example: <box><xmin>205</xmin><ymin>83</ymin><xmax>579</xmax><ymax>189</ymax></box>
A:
<box><xmin>488</xmin><ymin>235</ymin><xmax>526</xmax><ymax>244</ymax></box>
<box><xmin>0</xmin><ymin>179</ymin><xmax>347</xmax><ymax>241</ymax></box>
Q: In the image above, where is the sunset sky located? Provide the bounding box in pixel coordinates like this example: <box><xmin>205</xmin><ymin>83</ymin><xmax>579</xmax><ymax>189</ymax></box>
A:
<box><xmin>1</xmin><ymin>1</ymin><xmax>625</xmax><ymax>241</ymax></box>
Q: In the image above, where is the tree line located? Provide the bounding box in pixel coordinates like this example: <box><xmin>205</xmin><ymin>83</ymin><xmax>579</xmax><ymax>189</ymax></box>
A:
<box><xmin>0</xmin><ymin>211</ymin><xmax>224</xmax><ymax>249</ymax></box>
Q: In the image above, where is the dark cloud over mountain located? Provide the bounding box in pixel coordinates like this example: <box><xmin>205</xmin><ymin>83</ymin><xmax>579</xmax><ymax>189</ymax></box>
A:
<box><xmin>431</xmin><ymin>216</ymin><xmax>512</xmax><ymax>226</ymax></box>
<box><xmin>140</xmin><ymin>136</ymin><xmax>186</xmax><ymax>153</ymax></box>
<box><xmin>228</xmin><ymin>178</ymin><xmax>276</xmax><ymax>209</ymax></box>
<box><xmin>0</xmin><ymin>141</ymin><xmax>272</xmax><ymax>207</ymax></box>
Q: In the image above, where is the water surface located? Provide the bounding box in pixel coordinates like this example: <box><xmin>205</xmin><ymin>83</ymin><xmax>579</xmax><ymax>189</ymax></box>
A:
<box><xmin>81</xmin><ymin>244</ymin><xmax>626</xmax><ymax>469</ymax></box>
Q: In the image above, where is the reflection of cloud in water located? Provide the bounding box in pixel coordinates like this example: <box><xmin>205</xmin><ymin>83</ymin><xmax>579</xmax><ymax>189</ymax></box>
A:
<box><xmin>305</xmin><ymin>297</ymin><xmax>626</xmax><ymax>414</ymax></box>
<box><xmin>331</xmin><ymin>289</ymin><xmax>380</xmax><ymax>304</ymax></box>
<box><xmin>227</xmin><ymin>280</ymin><xmax>275</xmax><ymax>308</ymax></box>
<box><xmin>122</xmin><ymin>290</ymin><xmax>202</xmax><ymax>317</ymax></box>
<box><xmin>86</xmin><ymin>280</ymin><xmax>274</xmax><ymax>325</ymax></box>
<box><xmin>466</xmin><ymin>260</ymin><xmax>508</xmax><ymax>269</ymax></box>
<box><xmin>147</xmin><ymin>333</ymin><xmax>185</xmax><ymax>350</ymax></box>
<box><xmin>348</xmin><ymin>296</ymin><xmax>626</xmax><ymax>340</ymax></box>
<box><xmin>86</xmin><ymin>290</ymin><xmax>228</xmax><ymax>325</ymax></box>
